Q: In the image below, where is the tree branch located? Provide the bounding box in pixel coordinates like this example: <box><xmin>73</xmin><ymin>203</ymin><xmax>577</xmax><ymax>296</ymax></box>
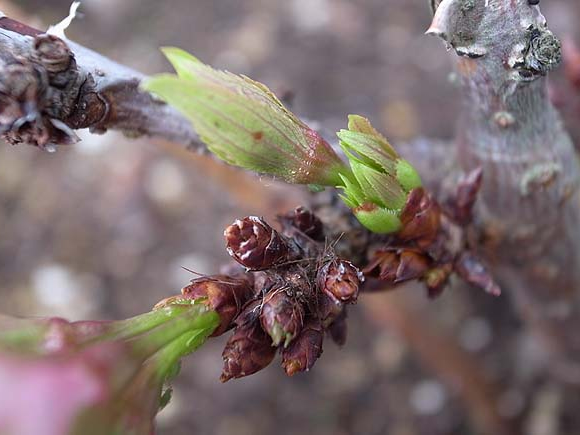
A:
<box><xmin>429</xmin><ymin>0</ymin><xmax>580</xmax><ymax>380</ymax></box>
<box><xmin>0</xmin><ymin>16</ymin><xmax>204</xmax><ymax>151</ymax></box>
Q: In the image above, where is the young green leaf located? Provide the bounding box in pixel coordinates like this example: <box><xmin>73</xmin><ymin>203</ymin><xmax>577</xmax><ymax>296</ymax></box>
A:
<box><xmin>336</xmin><ymin>115</ymin><xmax>423</xmax><ymax>234</ymax></box>
<box><xmin>143</xmin><ymin>49</ymin><xmax>348</xmax><ymax>186</ymax></box>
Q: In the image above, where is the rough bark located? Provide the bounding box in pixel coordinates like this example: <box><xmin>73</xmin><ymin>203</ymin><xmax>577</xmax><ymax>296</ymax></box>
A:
<box><xmin>0</xmin><ymin>17</ymin><xmax>204</xmax><ymax>151</ymax></box>
<box><xmin>429</xmin><ymin>0</ymin><xmax>580</xmax><ymax>381</ymax></box>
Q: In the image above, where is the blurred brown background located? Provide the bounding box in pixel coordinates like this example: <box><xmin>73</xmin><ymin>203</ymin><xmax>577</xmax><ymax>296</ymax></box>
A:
<box><xmin>1</xmin><ymin>1</ymin><xmax>579</xmax><ymax>434</ymax></box>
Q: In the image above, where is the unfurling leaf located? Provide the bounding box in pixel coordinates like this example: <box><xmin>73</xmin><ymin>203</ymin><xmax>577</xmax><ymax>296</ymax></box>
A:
<box><xmin>143</xmin><ymin>48</ymin><xmax>348</xmax><ymax>186</ymax></box>
<box><xmin>337</xmin><ymin>115</ymin><xmax>423</xmax><ymax>234</ymax></box>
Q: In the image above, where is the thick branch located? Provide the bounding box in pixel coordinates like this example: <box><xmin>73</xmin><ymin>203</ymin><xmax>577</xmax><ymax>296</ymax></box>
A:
<box><xmin>430</xmin><ymin>0</ymin><xmax>580</xmax><ymax>379</ymax></box>
<box><xmin>0</xmin><ymin>17</ymin><xmax>204</xmax><ymax>151</ymax></box>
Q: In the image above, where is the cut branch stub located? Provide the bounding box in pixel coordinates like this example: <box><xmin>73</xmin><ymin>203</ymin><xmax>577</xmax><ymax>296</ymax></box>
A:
<box><xmin>428</xmin><ymin>0</ymin><xmax>561</xmax><ymax>79</ymax></box>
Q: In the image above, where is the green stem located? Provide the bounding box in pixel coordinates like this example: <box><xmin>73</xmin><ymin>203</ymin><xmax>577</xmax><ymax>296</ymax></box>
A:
<box><xmin>149</xmin><ymin>326</ymin><xmax>214</xmax><ymax>381</ymax></box>
<box><xmin>81</xmin><ymin>303</ymin><xmax>204</xmax><ymax>346</ymax></box>
<box><xmin>129</xmin><ymin>305</ymin><xmax>219</xmax><ymax>360</ymax></box>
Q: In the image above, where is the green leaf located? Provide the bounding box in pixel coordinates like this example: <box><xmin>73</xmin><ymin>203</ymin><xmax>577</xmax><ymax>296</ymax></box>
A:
<box><xmin>354</xmin><ymin>206</ymin><xmax>402</xmax><ymax>234</ymax></box>
<box><xmin>143</xmin><ymin>50</ymin><xmax>347</xmax><ymax>186</ymax></box>
<box><xmin>396</xmin><ymin>159</ymin><xmax>422</xmax><ymax>192</ymax></box>
<box><xmin>338</xmin><ymin>130</ymin><xmax>397</xmax><ymax>174</ymax></box>
<box><xmin>337</xmin><ymin>173</ymin><xmax>366</xmax><ymax>208</ymax></box>
<box><xmin>336</xmin><ymin>115</ymin><xmax>423</xmax><ymax>235</ymax></box>
<box><xmin>161</xmin><ymin>47</ymin><xmax>202</xmax><ymax>78</ymax></box>
<box><xmin>347</xmin><ymin>115</ymin><xmax>398</xmax><ymax>158</ymax></box>
<box><xmin>350</xmin><ymin>160</ymin><xmax>406</xmax><ymax>210</ymax></box>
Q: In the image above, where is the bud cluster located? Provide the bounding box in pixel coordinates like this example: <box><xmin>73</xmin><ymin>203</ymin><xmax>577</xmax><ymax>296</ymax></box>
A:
<box><xmin>169</xmin><ymin>209</ymin><xmax>363</xmax><ymax>381</ymax></box>
<box><xmin>336</xmin><ymin>115</ymin><xmax>423</xmax><ymax>234</ymax></box>
<box><xmin>364</xmin><ymin>168</ymin><xmax>500</xmax><ymax>298</ymax></box>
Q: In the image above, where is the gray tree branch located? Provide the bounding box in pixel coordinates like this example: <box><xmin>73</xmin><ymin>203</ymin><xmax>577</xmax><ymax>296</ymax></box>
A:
<box><xmin>429</xmin><ymin>0</ymin><xmax>580</xmax><ymax>381</ymax></box>
<box><xmin>0</xmin><ymin>17</ymin><xmax>204</xmax><ymax>151</ymax></box>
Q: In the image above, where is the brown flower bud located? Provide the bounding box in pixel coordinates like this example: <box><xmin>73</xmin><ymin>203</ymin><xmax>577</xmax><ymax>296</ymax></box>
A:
<box><xmin>451</xmin><ymin>168</ymin><xmax>483</xmax><ymax>226</ymax></box>
<box><xmin>286</xmin><ymin>206</ymin><xmax>325</xmax><ymax>240</ymax></box>
<box><xmin>220</xmin><ymin>319</ymin><xmax>276</xmax><ymax>382</ymax></box>
<box><xmin>455</xmin><ymin>252</ymin><xmax>501</xmax><ymax>296</ymax></box>
<box><xmin>260</xmin><ymin>290</ymin><xmax>304</xmax><ymax>347</ymax></box>
<box><xmin>181</xmin><ymin>275</ymin><xmax>255</xmax><ymax>336</ymax></box>
<box><xmin>364</xmin><ymin>250</ymin><xmax>400</xmax><ymax>283</ymax></box>
<box><xmin>225</xmin><ymin>216</ymin><xmax>289</xmax><ymax>270</ymax></box>
<box><xmin>317</xmin><ymin>259</ymin><xmax>362</xmax><ymax>304</ymax></box>
<box><xmin>281</xmin><ymin>319</ymin><xmax>324</xmax><ymax>376</ymax></box>
<box><xmin>318</xmin><ymin>293</ymin><xmax>344</xmax><ymax>328</ymax></box>
<box><xmin>398</xmin><ymin>188</ymin><xmax>441</xmax><ymax>244</ymax></box>
<box><xmin>328</xmin><ymin>308</ymin><xmax>348</xmax><ymax>346</ymax></box>
<box><xmin>396</xmin><ymin>251</ymin><xmax>430</xmax><ymax>283</ymax></box>
<box><xmin>365</xmin><ymin>249</ymin><xmax>430</xmax><ymax>285</ymax></box>
<box><xmin>0</xmin><ymin>60</ymin><xmax>79</xmax><ymax>148</ymax></box>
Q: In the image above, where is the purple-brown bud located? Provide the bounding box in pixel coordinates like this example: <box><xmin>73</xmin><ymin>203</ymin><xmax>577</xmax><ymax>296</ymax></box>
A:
<box><xmin>364</xmin><ymin>250</ymin><xmax>399</xmax><ymax>282</ymax></box>
<box><xmin>398</xmin><ymin>188</ymin><xmax>441</xmax><ymax>244</ymax></box>
<box><xmin>451</xmin><ymin>168</ymin><xmax>483</xmax><ymax>226</ymax></box>
<box><xmin>286</xmin><ymin>206</ymin><xmax>325</xmax><ymax>240</ymax></box>
<box><xmin>281</xmin><ymin>319</ymin><xmax>324</xmax><ymax>376</ymax></box>
<box><xmin>397</xmin><ymin>251</ymin><xmax>430</xmax><ymax>283</ymax></box>
<box><xmin>180</xmin><ymin>275</ymin><xmax>255</xmax><ymax>336</ymax></box>
<box><xmin>318</xmin><ymin>293</ymin><xmax>345</xmax><ymax>328</ymax></box>
<box><xmin>260</xmin><ymin>290</ymin><xmax>304</xmax><ymax>347</ymax></box>
<box><xmin>364</xmin><ymin>249</ymin><xmax>430</xmax><ymax>285</ymax></box>
<box><xmin>225</xmin><ymin>216</ymin><xmax>289</xmax><ymax>270</ymax></box>
<box><xmin>317</xmin><ymin>259</ymin><xmax>362</xmax><ymax>304</ymax></box>
<box><xmin>220</xmin><ymin>319</ymin><xmax>276</xmax><ymax>382</ymax></box>
<box><xmin>328</xmin><ymin>309</ymin><xmax>348</xmax><ymax>346</ymax></box>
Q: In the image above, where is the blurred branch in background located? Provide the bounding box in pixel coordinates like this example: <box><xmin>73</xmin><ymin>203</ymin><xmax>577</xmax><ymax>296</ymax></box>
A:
<box><xmin>363</xmin><ymin>291</ymin><xmax>516</xmax><ymax>435</ymax></box>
